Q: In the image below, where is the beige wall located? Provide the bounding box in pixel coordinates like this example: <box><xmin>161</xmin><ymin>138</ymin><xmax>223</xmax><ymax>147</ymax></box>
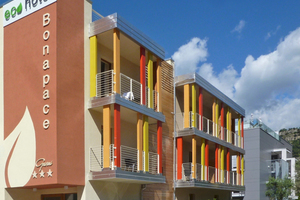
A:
<box><xmin>175</xmin><ymin>188</ymin><xmax>231</xmax><ymax>200</ymax></box>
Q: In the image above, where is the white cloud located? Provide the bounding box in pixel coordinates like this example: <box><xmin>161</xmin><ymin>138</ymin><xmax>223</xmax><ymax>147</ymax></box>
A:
<box><xmin>265</xmin><ymin>25</ymin><xmax>281</xmax><ymax>40</ymax></box>
<box><xmin>231</xmin><ymin>20</ymin><xmax>246</xmax><ymax>33</ymax></box>
<box><xmin>172</xmin><ymin>37</ymin><xmax>208</xmax><ymax>76</ymax></box>
<box><xmin>172</xmin><ymin>27</ymin><xmax>300</xmax><ymax>131</ymax></box>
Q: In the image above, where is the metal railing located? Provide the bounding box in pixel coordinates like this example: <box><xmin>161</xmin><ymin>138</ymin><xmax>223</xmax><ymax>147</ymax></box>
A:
<box><xmin>149</xmin><ymin>152</ymin><xmax>158</xmax><ymax>175</ymax></box>
<box><xmin>90</xmin><ymin>146</ymin><xmax>103</xmax><ymax>172</ymax></box>
<box><xmin>120</xmin><ymin>73</ymin><xmax>142</xmax><ymax>105</ymax></box>
<box><xmin>145</xmin><ymin>87</ymin><xmax>159</xmax><ymax>112</ymax></box>
<box><xmin>176</xmin><ymin>112</ymin><xmax>244</xmax><ymax>148</ymax></box>
<box><xmin>181</xmin><ymin>163</ymin><xmax>243</xmax><ymax>186</ymax></box>
<box><xmin>96</xmin><ymin>70</ymin><xmax>114</xmax><ymax>97</ymax></box>
<box><xmin>120</xmin><ymin>145</ymin><xmax>138</xmax><ymax>172</ymax></box>
<box><xmin>109</xmin><ymin>144</ymin><xmax>115</xmax><ymax>170</ymax></box>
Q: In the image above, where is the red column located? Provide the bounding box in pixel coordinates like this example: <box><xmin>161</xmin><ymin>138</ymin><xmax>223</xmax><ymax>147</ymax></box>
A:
<box><xmin>237</xmin><ymin>153</ymin><xmax>240</xmax><ymax>185</ymax></box>
<box><xmin>227</xmin><ymin>148</ymin><xmax>230</xmax><ymax>184</ymax></box>
<box><xmin>114</xmin><ymin>104</ymin><xmax>121</xmax><ymax>167</ymax></box>
<box><xmin>140</xmin><ymin>47</ymin><xmax>146</xmax><ymax>105</ymax></box>
<box><xmin>242</xmin><ymin>117</ymin><xmax>244</xmax><ymax>148</ymax></box>
<box><xmin>177</xmin><ymin>137</ymin><xmax>183</xmax><ymax>180</ymax></box>
<box><xmin>215</xmin><ymin>144</ymin><xmax>218</xmax><ymax>182</ymax></box>
<box><xmin>221</xmin><ymin>103</ymin><xmax>224</xmax><ymax>140</ymax></box>
<box><xmin>205</xmin><ymin>140</ymin><xmax>209</xmax><ymax>181</ymax></box>
<box><xmin>199</xmin><ymin>87</ymin><xmax>203</xmax><ymax>130</ymax></box>
<box><xmin>157</xmin><ymin>121</ymin><xmax>163</xmax><ymax>174</ymax></box>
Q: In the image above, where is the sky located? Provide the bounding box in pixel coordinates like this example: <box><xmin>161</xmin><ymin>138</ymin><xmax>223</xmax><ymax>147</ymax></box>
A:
<box><xmin>2</xmin><ymin>0</ymin><xmax>300</xmax><ymax>131</ymax></box>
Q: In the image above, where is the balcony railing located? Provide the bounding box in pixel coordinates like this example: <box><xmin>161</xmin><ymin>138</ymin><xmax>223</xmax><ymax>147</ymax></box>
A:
<box><xmin>181</xmin><ymin>162</ymin><xmax>243</xmax><ymax>186</ymax></box>
<box><xmin>267</xmin><ymin>159</ymin><xmax>289</xmax><ymax>179</ymax></box>
<box><xmin>90</xmin><ymin>145</ymin><xmax>159</xmax><ymax>175</ymax></box>
<box><xmin>176</xmin><ymin>112</ymin><xmax>244</xmax><ymax>148</ymax></box>
<box><xmin>95</xmin><ymin>71</ymin><xmax>159</xmax><ymax>112</ymax></box>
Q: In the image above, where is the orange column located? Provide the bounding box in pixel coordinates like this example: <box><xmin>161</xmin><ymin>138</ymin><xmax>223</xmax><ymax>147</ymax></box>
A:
<box><xmin>205</xmin><ymin>140</ymin><xmax>209</xmax><ymax>181</ymax></box>
<box><xmin>140</xmin><ymin>47</ymin><xmax>146</xmax><ymax>105</ymax></box>
<box><xmin>157</xmin><ymin>121</ymin><xmax>162</xmax><ymax>174</ymax></box>
<box><xmin>199</xmin><ymin>87</ymin><xmax>203</xmax><ymax>130</ymax></box>
<box><xmin>177</xmin><ymin>137</ymin><xmax>183</xmax><ymax>180</ymax></box>
<box><xmin>237</xmin><ymin>153</ymin><xmax>240</xmax><ymax>185</ymax></box>
<box><xmin>114</xmin><ymin>104</ymin><xmax>121</xmax><ymax>167</ymax></box>
<box><xmin>184</xmin><ymin>84</ymin><xmax>190</xmax><ymax>128</ymax></box>
<box><xmin>215</xmin><ymin>144</ymin><xmax>218</xmax><ymax>182</ymax></box>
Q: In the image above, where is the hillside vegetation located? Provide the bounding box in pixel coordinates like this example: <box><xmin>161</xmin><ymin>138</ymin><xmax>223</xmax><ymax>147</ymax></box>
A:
<box><xmin>279</xmin><ymin>128</ymin><xmax>300</xmax><ymax>157</ymax></box>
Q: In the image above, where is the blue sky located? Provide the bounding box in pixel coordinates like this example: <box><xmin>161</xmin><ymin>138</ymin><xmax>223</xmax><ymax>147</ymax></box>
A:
<box><xmin>91</xmin><ymin>0</ymin><xmax>300</xmax><ymax>131</ymax></box>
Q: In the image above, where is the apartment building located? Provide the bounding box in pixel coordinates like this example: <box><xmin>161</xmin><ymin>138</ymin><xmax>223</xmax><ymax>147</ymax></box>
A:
<box><xmin>174</xmin><ymin>73</ymin><xmax>246</xmax><ymax>200</ymax></box>
<box><xmin>241</xmin><ymin>119</ymin><xmax>297</xmax><ymax>200</ymax></box>
<box><xmin>0</xmin><ymin>0</ymin><xmax>175</xmax><ymax>199</ymax></box>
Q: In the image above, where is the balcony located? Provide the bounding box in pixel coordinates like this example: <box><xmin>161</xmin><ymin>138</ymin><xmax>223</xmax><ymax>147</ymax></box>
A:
<box><xmin>89</xmin><ymin>144</ymin><xmax>165</xmax><ymax>183</ymax></box>
<box><xmin>175</xmin><ymin>162</ymin><xmax>245</xmax><ymax>191</ymax></box>
<box><xmin>176</xmin><ymin>112</ymin><xmax>244</xmax><ymax>149</ymax></box>
<box><xmin>267</xmin><ymin>159</ymin><xmax>289</xmax><ymax>179</ymax></box>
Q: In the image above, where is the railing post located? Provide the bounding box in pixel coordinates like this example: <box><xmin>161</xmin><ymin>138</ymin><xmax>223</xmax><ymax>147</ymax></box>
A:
<box><xmin>140</xmin><ymin>84</ymin><xmax>143</xmax><ymax>105</ymax></box>
<box><xmin>130</xmin><ymin>79</ymin><xmax>133</xmax><ymax>100</ymax></box>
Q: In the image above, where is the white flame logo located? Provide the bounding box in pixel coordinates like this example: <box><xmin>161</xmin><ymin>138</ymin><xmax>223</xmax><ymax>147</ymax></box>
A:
<box><xmin>0</xmin><ymin>107</ymin><xmax>36</xmax><ymax>187</ymax></box>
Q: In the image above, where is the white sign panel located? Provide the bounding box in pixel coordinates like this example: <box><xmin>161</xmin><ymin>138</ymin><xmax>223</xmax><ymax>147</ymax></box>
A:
<box><xmin>3</xmin><ymin>0</ymin><xmax>57</xmax><ymax>27</ymax></box>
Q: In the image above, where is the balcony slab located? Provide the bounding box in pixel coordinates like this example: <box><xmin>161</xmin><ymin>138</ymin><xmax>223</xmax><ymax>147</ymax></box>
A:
<box><xmin>89</xmin><ymin>94</ymin><xmax>165</xmax><ymax>122</ymax></box>
<box><xmin>177</xmin><ymin>128</ymin><xmax>245</xmax><ymax>154</ymax></box>
<box><xmin>175</xmin><ymin>179</ymin><xmax>245</xmax><ymax>191</ymax></box>
<box><xmin>89</xmin><ymin>168</ymin><xmax>166</xmax><ymax>184</ymax></box>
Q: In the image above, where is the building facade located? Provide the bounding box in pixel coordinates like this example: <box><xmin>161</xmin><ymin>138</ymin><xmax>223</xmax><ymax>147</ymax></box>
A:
<box><xmin>242</xmin><ymin>119</ymin><xmax>297</xmax><ymax>200</ymax></box>
<box><xmin>174</xmin><ymin>73</ymin><xmax>246</xmax><ymax>200</ymax></box>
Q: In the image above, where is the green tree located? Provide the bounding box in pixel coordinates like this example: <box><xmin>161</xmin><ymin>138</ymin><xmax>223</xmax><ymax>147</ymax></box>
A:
<box><xmin>294</xmin><ymin>159</ymin><xmax>300</xmax><ymax>197</ymax></box>
<box><xmin>292</xmin><ymin>140</ymin><xmax>300</xmax><ymax>157</ymax></box>
<box><xmin>265</xmin><ymin>176</ymin><xmax>293</xmax><ymax>200</ymax></box>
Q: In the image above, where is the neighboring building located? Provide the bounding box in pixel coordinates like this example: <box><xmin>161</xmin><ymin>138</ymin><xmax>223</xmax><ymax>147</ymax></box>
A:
<box><xmin>0</xmin><ymin>0</ymin><xmax>175</xmax><ymax>199</ymax></box>
<box><xmin>241</xmin><ymin>119</ymin><xmax>297</xmax><ymax>200</ymax></box>
<box><xmin>174</xmin><ymin>73</ymin><xmax>246</xmax><ymax>200</ymax></box>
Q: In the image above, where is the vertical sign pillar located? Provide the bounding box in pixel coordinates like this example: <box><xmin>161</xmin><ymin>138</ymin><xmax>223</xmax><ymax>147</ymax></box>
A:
<box><xmin>103</xmin><ymin>105</ymin><xmax>111</xmax><ymax>168</ymax></box>
<box><xmin>140</xmin><ymin>47</ymin><xmax>146</xmax><ymax>105</ymax></box>
<box><xmin>90</xmin><ymin>36</ymin><xmax>97</xmax><ymax>97</ymax></box>
<box><xmin>184</xmin><ymin>84</ymin><xmax>190</xmax><ymax>128</ymax></box>
<box><xmin>114</xmin><ymin>104</ymin><xmax>120</xmax><ymax>168</ymax></box>
<box><xmin>157</xmin><ymin>121</ymin><xmax>162</xmax><ymax>174</ymax></box>
<box><xmin>113</xmin><ymin>29</ymin><xmax>120</xmax><ymax>94</ymax></box>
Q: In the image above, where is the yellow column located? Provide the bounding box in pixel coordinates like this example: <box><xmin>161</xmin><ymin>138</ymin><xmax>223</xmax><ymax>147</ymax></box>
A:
<box><xmin>103</xmin><ymin>105</ymin><xmax>111</xmax><ymax>168</ymax></box>
<box><xmin>192</xmin><ymin>84</ymin><xmax>196</xmax><ymax>127</ymax></box>
<box><xmin>218</xmin><ymin>145</ymin><xmax>221</xmax><ymax>182</ymax></box>
<box><xmin>212</xmin><ymin>99</ymin><xmax>215</xmax><ymax>136</ymax></box>
<box><xmin>90</xmin><ymin>36</ymin><xmax>97</xmax><ymax>97</ymax></box>
<box><xmin>137</xmin><ymin>113</ymin><xmax>143</xmax><ymax>171</ymax></box>
<box><xmin>226</xmin><ymin>107</ymin><xmax>229</xmax><ymax>142</ymax></box>
<box><xmin>215</xmin><ymin>99</ymin><xmax>219</xmax><ymax>138</ymax></box>
<box><xmin>147</xmin><ymin>52</ymin><xmax>153</xmax><ymax>109</ymax></box>
<box><xmin>113</xmin><ymin>29</ymin><xmax>120</xmax><ymax>94</ymax></box>
<box><xmin>238</xmin><ymin>115</ymin><xmax>241</xmax><ymax>147</ymax></box>
<box><xmin>156</xmin><ymin>58</ymin><xmax>162</xmax><ymax>112</ymax></box>
<box><xmin>229</xmin><ymin>108</ymin><xmax>232</xmax><ymax>143</ymax></box>
<box><xmin>143</xmin><ymin>116</ymin><xmax>149</xmax><ymax>172</ymax></box>
<box><xmin>184</xmin><ymin>84</ymin><xmax>190</xmax><ymax>128</ymax></box>
<box><xmin>241</xmin><ymin>154</ymin><xmax>244</xmax><ymax>186</ymax></box>
<box><xmin>201</xmin><ymin>138</ymin><xmax>205</xmax><ymax>180</ymax></box>
<box><xmin>221</xmin><ymin>146</ymin><xmax>224</xmax><ymax>183</ymax></box>
<box><xmin>192</xmin><ymin>136</ymin><xmax>197</xmax><ymax>179</ymax></box>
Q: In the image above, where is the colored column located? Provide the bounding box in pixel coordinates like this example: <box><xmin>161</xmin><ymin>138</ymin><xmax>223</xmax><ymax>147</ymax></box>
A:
<box><xmin>242</xmin><ymin>117</ymin><xmax>244</xmax><ymax>148</ymax></box>
<box><xmin>137</xmin><ymin>113</ymin><xmax>143</xmax><ymax>171</ymax></box>
<box><xmin>199</xmin><ymin>87</ymin><xmax>203</xmax><ymax>130</ymax></box>
<box><xmin>192</xmin><ymin>136</ymin><xmax>197</xmax><ymax>179</ymax></box>
<box><xmin>241</xmin><ymin>154</ymin><xmax>244</xmax><ymax>186</ymax></box>
<box><xmin>192</xmin><ymin>84</ymin><xmax>196</xmax><ymax>128</ymax></box>
<box><xmin>218</xmin><ymin>145</ymin><xmax>221</xmax><ymax>182</ymax></box>
<box><xmin>103</xmin><ymin>105</ymin><xmax>111</xmax><ymax>168</ymax></box>
<box><xmin>227</xmin><ymin>148</ymin><xmax>230</xmax><ymax>184</ymax></box>
<box><xmin>212</xmin><ymin>99</ymin><xmax>215</xmax><ymax>136</ymax></box>
<box><xmin>113</xmin><ymin>28</ymin><xmax>120</xmax><ymax>94</ymax></box>
<box><xmin>114</xmin><ymin>104</ymin><xmax>121</xmax><ymax>168</ymax></box>
<box><xmin>140</xmin><ymin>47</ymin><xmax>146</xmax><ymax>105</ymax></box>
<box><xmin>184</xmin><ymin>84</ymin><xmax>190</xmax><ymax>128</ymax></box>
<box><xmin>157</xmin><ymin>121</ymin><xmax>162</xmax><ymax>174</ymax></box>
<box><xmin>205</xmin><ymin>140</ymin><xmax>209</xmax><ymax>181</ymax></box>
<box><xmin>156</xmin><ymin>58</ymin><xmax>162</xmax><ymax>112</ymax></box>
<box><xmin>226</xmin><ymin>107</ymin><xmax>229</xmax><ymax>142</ymax></box>
<box><xmin>221</xmin><ymin>146</ymin><xmax>224</xmax><ymax>183</ymax></box>
<box><xmin>177</xmin><ymin>137</ymin><xmax>183</xmax><ymax>180</ymax></box>
<box><xmin>215</xmin><ymin>144</ymin><xmax>218</xmax><ymax>182</ymax></box>
<box><xmin>147</xmin><ymin>52</ymin><xmax>153</xmax><ymax>108</ymax></box>
<box><xmin>238</xmin><ymin>115</ymin><xmax>241</xmax><ymax>147</ymax></box>
<box><xmin>90</xmin><ymin>35</ymin><xmax>97</xmax><ymax>97</ymax></box>
<box><xmin>215</xmin><ymin>99</ymin><xmax>219</xmax><ymax>138</ymax></box>
<box><xmin>201</xmin><ymin>138</ymin><xmax>205</xmax><ymax>180</ymax></box>
<box><xmin>143</xmin><ymin>116</ymin><xmax>149</xmax><ymax>172</ymax></box>
<box><xmin>221</xmin><ymin>103</ymin><xmax>224</xmax><ymax>140</ymax></box>
<box><xmin>237</xmin><ymin>153</ymin><xmax>240</xmax><ymax>185</ymax></box>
